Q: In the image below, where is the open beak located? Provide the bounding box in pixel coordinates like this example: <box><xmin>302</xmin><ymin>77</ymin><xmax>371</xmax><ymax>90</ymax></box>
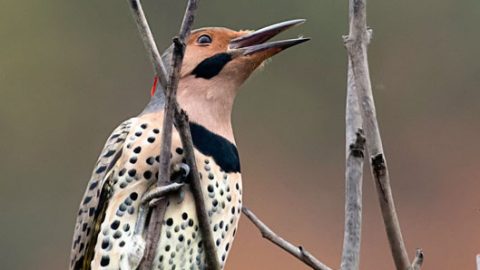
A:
<box><xmin>228</xmin><ymin>19</ymin><xmax>310</xmax><ymax>57</ymax></box>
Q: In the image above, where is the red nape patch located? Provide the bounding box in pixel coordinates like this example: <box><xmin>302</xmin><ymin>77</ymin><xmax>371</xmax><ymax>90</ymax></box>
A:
<box><xmin>151</xmin><ymin>77</ymin><xmax>158</xmax><ymax>96</ymax></box>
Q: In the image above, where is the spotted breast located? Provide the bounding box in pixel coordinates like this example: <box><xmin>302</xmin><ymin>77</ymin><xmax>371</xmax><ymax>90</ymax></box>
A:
<box><xmin>72</xmin><ymin>111</ymin><xmax>242</xmax><ymax>270</ymax></box>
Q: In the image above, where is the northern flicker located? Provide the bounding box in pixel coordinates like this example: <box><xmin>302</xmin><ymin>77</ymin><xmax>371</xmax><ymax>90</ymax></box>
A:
<box><xmin>70</xmin><ymin>19</ymin><xmax>308</xmax><ymax>270</ymax></box>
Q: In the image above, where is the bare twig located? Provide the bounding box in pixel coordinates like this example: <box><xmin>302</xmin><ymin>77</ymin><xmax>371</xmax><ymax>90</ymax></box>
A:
<box><xmin>175</xmin><ymin>109</ymin><xmax>222</xmax><ymax>270</ymax></box>
<box><xmin>128</xmin><ymin>1</ymin><xmax>172</xmax><ymax>267</ymax></box>
<box><xmin>340</xmin><ymin>130</ymin><xmax>364</xmax><ymax>270</ymax></box>
<box><xmin>344</xmin><ymin>0</ymin><xmax>418</xmax><ymax>269</ymax></box>
<box><xmin>128</xmin><ymin>1</ymin><xmax>221</xmax><ymax>269</ymax></box>
<box><xmin>128</xmin><ymin>0</ymin><xmax>168</xmax><ymax>89</ymax></box>
<box><xmin>340</xmin><ymin>3</ymin><xmax>365</xmax><ymax>266</ymax></box>
<box><xmin>139</xmin><ymin>0</ymin><xmax>199</xmax><ymax>266</ymax></box>
<box><xmin>242</xmin><ymin>206</ymin><xmax>333</xmax><ymax>270</ymax></box>
<box><xmin>410</xmin><ymin>249</ymin><xmax>424</xmax><ymax>270</ymax></box>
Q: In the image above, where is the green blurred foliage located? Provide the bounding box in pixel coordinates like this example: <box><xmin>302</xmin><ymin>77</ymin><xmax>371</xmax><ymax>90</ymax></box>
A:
<box><xmin>1</xmin><ymin>0</ymin><xmax>480</xmax><ymax>269</ymax></box>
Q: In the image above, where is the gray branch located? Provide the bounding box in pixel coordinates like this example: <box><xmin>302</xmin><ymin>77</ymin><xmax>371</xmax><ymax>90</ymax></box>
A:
<box><xmin>128</xmin><ymin>0</ymin><xmax>168</xmax><ymax>89</ymax></box>
<box><xmin>340</xmin><ymin>62</ymin><xmax>365</xmax><ymax>270</ymax></box>
<box><xmin>174</xmin><ymin>109</ymin><xmax>221</xmax><ymax>270</ymax></box>
<box><xmin>339</xmin><ymin>2</ymin><xmax>365</xmax><ymax>268</ymax></box>
<box><xmin>344</xmin><ymin>0</ymin><xmax>421</xmax><ymax>269</ymax></box>
<box><xmin>127</xmin><ymin>1</ymin><xmax>221</xmax><ymax>269</ymax></box>
<box><xmin>242</xmin><ymin>207</ymin><xmax>333</xmax><ymax>270</ymax></box>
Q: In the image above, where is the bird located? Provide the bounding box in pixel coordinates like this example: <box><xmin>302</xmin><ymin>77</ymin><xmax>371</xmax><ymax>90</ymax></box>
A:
<box><xmin>70</xmin><ymin>19</ymin><xmax>309</xmax><ymax>270</ymax></box>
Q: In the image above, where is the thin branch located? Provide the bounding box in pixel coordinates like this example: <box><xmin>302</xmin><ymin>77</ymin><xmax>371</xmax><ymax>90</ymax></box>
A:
<box><xmin>344</xmin><ymin>0</ymin><xmax>417</xmax><ymax>269</ymax></box>
<box><xmin>128</xmin><ymin>1</ymin><xmax>172</xmax><ymax>267</ymax></box>
<box><xmin>340</xmin><ymin>130</ymin><xmax>364</xmax><ymax>270</ymax></box>
<box><xmin>242</xmin><ymin>207</ymin><xmax>333</xmax><ymax>270</ymax></box>
<box><xmin>139</xmin><ymin>0</ymin><xmax>197</xmax><ymax>267</ymax></box>
<box><xmin>127</xmin><ymin>1</ymin><xmax>221</xmax><ymax>269</ymax></box>
<box><xmin>128</xmin><ymin>0</ymin><xmax>168</xmax><ymax>89</ymax></box>
<box><xmin>175</xmin><ymin>109</ymin><xmax>222</xmax><ymax>270</ymax></box>
<box><xmin>340</xmin><ymin>2</ymin><xmax>365</xmax><ymax>265</ymax></box>
<box><xmin>339</xmin><ymin>5</ymin><xmax>366</xmax><ymax>269</ymax></box>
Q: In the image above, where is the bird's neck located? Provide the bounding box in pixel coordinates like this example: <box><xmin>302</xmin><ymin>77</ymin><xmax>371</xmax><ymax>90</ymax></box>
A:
<box><xmin>176</xmin><ymin>75</ymin><xmax>238</xmax><ymax>143</ymax></box>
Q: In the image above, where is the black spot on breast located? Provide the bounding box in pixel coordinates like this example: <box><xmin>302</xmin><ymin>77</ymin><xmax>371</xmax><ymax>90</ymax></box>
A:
<box><xmin>128</xmin><ymin>169</ymin><xmax>136</xmax><ymax>177</ymax></box>
<box><xmin>189</xmin><ymin>122</ymin><xmax>240</xmax><ymax>173</ymax></box>
<box><xmin>101</xmin><ymin>239</ymin><xmax>110</xmax><ymax>249</ymax></box>
<box><xmin>110</xmin><ymin>220</ymin><xmax>120</xmax><ymax>230</ymax></box>
<box><xmin>146</xmin><ymin>157</ymin><xmax>155</xmax><ymax>165</ymax></box>
<box><xmin>143</xmin><ymin>170</ymin><xmax>152</xmax><ymax>179</ymax></box>
<box><xmin>191</xmin><ymin>53</ymin><xmax>232</xmax><ymax>79</ymax></box>
<box><xmin>100</xmin><ymin>255</ymin><xmax>110</xmax><ymax>267</ymax></box>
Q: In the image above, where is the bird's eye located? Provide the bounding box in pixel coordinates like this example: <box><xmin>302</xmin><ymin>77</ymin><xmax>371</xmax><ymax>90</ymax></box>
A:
<box><xmin>197</xmin><ymin>34</ymin><xmax>212</xmax><ymax>45</ymax></box>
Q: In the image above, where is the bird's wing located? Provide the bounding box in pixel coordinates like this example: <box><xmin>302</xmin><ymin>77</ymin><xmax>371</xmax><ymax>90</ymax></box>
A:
<box><xmin>69</xmin><ymin>118</ymin><xmax>136</xmax><ymax>270</ymax></box>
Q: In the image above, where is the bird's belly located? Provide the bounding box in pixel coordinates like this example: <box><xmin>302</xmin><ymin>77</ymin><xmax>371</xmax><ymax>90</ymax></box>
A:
<box><xmin>90</xmin><ymin>147</ymin><xmax>242</xmax><ymax>269</ymax></box>
<box><xmin>153</xmin><ymin>153</ymin><xmax>242</xmax><ymax>270</ymax></box>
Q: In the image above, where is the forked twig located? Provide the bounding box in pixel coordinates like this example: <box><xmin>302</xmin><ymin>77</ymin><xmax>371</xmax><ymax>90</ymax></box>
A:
<box><xmin>344</xmin><ymin>0</ymin><xmax>421</xmax><ymax>269</ymax></box>
<box><xmin>242</xmin><ymin>207</ymin><xmax>333</xmax><ymax>270</ymax></box>
<box><xmin>127</xmin><ymin>0</ymin><xmax>220</xmax><ymax>269</ymax></box>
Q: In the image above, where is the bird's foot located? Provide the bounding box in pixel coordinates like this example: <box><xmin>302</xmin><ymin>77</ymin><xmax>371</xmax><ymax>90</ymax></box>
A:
<box><xmin>141</xmin><ymin>182</ymin><xmax>185</xmax><ymax>206</ymax></box>
<box><xmin>170</xmin><ymin>162</ymin><xmax>190</xmax><ymax>183</ymax></box>
<box><xmin>119</xmin><ymin>235</ymin><xmax>146</xmax><ymax>270</ymax></box>
<box><xmin>141</xmin><ymin>162</ymin><xmax>189</xmax><ymax>205</ymax></box>
<box><xmin>171</xmin><ymin>162</ymin><xmax>190</xmax><ymax>204</ymax></box>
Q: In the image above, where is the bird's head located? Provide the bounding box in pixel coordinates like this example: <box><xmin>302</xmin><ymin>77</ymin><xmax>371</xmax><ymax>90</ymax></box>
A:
<box><xmin>152</xmin><ymin>19</ymin><xmax>308</xmax><ymax>94</ymax></box>
<box><xmin>180</xmin><ymin>19</ymin><xmax>309</xmax><ymax>83</ymax></box>
<box><xmin>149</xmin><ymin>19</ymin><xmax>309</xmax><ymax>140</ymax></box>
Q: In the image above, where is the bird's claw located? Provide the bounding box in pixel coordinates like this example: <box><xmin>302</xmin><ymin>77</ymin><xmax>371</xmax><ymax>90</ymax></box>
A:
<box><xmin>141</xmin><ymin>182</ymin><xmax>185</xmax><ymax>206</ymax></box>
<box><xmin>171</xmin><ymin>162</ymin><xmax>189</xmax><ymax>204</ymax></box>
<box><xmin>170</xmin><ymin>162</ymin><xmax>190</xmax><ymax>183</ymax></box>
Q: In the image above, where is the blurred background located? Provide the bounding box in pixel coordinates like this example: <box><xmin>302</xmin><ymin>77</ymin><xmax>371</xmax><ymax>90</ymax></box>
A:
<box><xmin>1</xmin><ymin>0</ymin><xmax>479</xmax><ymax>269</ymax></box>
